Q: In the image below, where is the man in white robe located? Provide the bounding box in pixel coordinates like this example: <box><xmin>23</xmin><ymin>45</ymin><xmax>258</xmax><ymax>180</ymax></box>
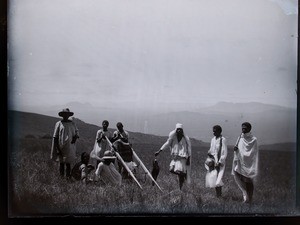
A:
<box><xmin>206</xmin><ymin>125</ymin><xmax>228</xmax><ymax>197</ymax></box>
<box><xmin>90</xmin><ymin>120</ymin><xmax>113</xmax><ymax>167</ymax></box>
<box><xmin>232</xmin><ymin>122</ymin><xmax>259</xmax><ymax>203</ymax></box>
<box><xmin>155</xmin><ymin>123</ymin><xmax>192</xmax><ymax>190</ymax></box>
<box><xmin>51</xmin><ymin>108</ymin><xmax>79</xmax><ymax>178</ymax></box>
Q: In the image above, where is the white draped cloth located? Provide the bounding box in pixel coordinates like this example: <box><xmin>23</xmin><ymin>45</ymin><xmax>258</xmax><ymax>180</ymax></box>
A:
<box><xmin>232</xmin><ymin>132</ymin><xmax>259</xmax><ymax>179</ymax></box>
<box><xmin>51</xmin><ymin>120</ymin><xmax>79</xmax><ymax>163</ymax></box>
<box><xmin>160</xmin><ymin>129</ymin><xmax>192</xmax><ymax>184</ymax></box>
<box><xmin>206</xmin><ymin>136</ymin><xmax>228</xmax><ymax>187</ymax></box>
<box><xmin>90</xmin><ymin>129</ymin><xmax>113</xmax><ymax>162</ymax></box>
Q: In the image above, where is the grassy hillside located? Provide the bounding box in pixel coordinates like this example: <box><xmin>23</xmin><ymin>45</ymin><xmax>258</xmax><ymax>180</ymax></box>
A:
<box><xmin>7</xmin><ymin>110</ymin><xmax>299</xmax><ymax>216</ymax></box>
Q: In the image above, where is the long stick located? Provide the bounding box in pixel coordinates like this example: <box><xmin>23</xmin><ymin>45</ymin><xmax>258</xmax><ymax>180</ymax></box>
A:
<box><xmin>132</xmin><ymin>150</ymin><xmax>163</xmax><ymax>192</ymax></box>
<box><xmin>105</xmin><ymin>136</ymin><xmax>143</xmax><ymax>190</ymax></box>
<box><xmin>116</xmin><ymin>132</ymin><xmax>162</xmax><ymax>191</ymax></box>
<box><xmin>235</xmin><ymin>132</ymin><xmax>242</xmax><ymax>148</ymax></box>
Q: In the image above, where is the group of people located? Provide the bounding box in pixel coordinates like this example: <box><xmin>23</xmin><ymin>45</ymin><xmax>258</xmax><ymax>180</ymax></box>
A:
<box><xmin>203</xmin><ymin>122</ymin><xmax>259</xmax><ymax>203</ymax></box>
<box><xmin>50</xmin><ymin>108</ymin><xmax>259</xmax><ymax>204</ymax></box>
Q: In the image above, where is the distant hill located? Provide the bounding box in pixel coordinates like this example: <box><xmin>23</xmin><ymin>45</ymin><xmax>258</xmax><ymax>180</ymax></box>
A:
<box><xmin>8</xmin><ymin>110</ymin><xmax>296</xmax><ymax>155</ymax></box>
<box><xmin>146</xmin><ymin>102</ymin><xmax>297</xmax><ymax>145</ymax></box>
<box><xmin>7</xmin><ymin>110</ymin><xmax>206</xmax><ymax>154</ymax></box>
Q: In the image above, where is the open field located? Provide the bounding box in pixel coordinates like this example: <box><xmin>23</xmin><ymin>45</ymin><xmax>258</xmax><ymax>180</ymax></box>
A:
<box><xmin>8</xmin><ymin>137</ymin><xmax>298</xmax><ymax>216</ymax></box>
<box><xmin>7</xmin><ymin>111</ymin><xmax>299</xmax><ymax>216</ymax></box>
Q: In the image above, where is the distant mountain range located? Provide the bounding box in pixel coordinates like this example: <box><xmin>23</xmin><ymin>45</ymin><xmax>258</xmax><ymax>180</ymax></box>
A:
<box><xmin>11</xmin><ymin>101</ymin><xmax>297</xmax><ymax>145</ymax></box>
<box><xmin>147</xmin><ymin>102</ymin><xmax>297</xmax><ymax>145</ymax></box>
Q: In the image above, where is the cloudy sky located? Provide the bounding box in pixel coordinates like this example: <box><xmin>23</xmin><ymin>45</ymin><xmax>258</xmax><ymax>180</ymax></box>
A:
<box><xmin>8</xmin><ymin>0</ymin><xmax>298</xmax><ymax>114</ymax></box>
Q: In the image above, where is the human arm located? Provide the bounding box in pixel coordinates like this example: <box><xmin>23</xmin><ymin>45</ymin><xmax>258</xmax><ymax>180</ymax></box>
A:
<box><xmin>207</xmin><ymin>138</ymin><xmax>214</xmax><ymax>156</ymax></box>
<box><xmin>94</xmin><ymin>163</ymin><xmax>103</xmax><ymax>182</ymax></box>
<box><xmin>120</xmin><ymin>131</ymin><xmax>129</xmax><ymax>143</ymax></box>
<box><xmin>218</xmin><ymin>137</ymin><xmax>228</xmax><ymax>166</ymax></box>
<box><xmin>186</xmin><ymin>136</ymin><xmax>192</xmax><ymax>165</ymax></box>
<box><xmin>155</xmin><ymin>137</ymin><xmax>173</xmax><ymax>156</ymax></box>
<box><xmin>53</xmin><ymin>137</ymin><xmax>61</xmax><ymax>155</ymax></box>
<box><xmin>71</xmin><ymin>122</ymin><xmax>79</xmax><ymax>144</ymax></box>
<box><xmin>96</xmin><ymin>130</ymin><xmax>106</xmax><ymax>143</ymax></box>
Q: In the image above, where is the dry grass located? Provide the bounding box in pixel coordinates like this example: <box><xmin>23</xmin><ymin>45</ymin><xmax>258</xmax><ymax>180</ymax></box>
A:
<box><xmin>8</xmin><ymin>138</ymin><xmax>299</xmax><ymax>217</ymax></box>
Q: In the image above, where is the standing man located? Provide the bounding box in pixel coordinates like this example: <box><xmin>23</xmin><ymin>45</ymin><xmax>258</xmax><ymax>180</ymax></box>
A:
<box><xmin>206</xmin><ymin>125</ymin><xmax>228</xmax><ymax>198</ymax></box>
<box><xmin>111</xmin><ymin>122</ymin><xmax>136</xmax><ymax>178</ymax></box>
<box><xmin>112</xmin><ymin>122</ymin><xmax>129</xmax><ymax>143</ymax></box>
<box><xmin>155</xmin><ymin>123</ymin><xmax>192</xmax><ymax>190</ymax></box>
<box><xmin>232</xmin><ymin>122</ymin><xmax>259</xmax><ymax>203</ymax></box>
<box><xmin>51</xmin><ymin>108</ymin><xmax>79</xmax><ymax>179</ymax></box>
<box><xmin>90</xmin><ymin>120</ymin><xmax>113</xmax><ymax>167</ymax></box>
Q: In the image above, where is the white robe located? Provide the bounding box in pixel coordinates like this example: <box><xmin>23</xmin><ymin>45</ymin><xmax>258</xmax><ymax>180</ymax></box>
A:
<box><xmin>232</xmin><ymin>132</ymin><xmax>259</xmax><ymax>179</ymax></box>
<box><xmin>90</xmin><ymin>129</ymin><xmax>113</xmax><ymax>163</ymax></box>
<box><xmin>51</xmin><ymin>120</ymin><xmax>79</xmax><ymax>163</ymax></box>
<box><xmin>206</xmin><ymin>136</ymin><xmax>228</xmax><ymax>187</ymax></box>
<box><xmin>160</xmin><ymin>130</ymin><xmax>192</xmax><ymax>184</ymax></box>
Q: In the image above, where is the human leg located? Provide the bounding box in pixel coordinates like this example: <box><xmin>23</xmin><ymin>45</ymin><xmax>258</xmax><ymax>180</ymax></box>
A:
<box><xmin>59</xmin><ymin>163</ymin><xmax>65</xmax><ymax>177</ymax></box>
<box><xmin>66</xmin><ymin>163</ymin><xmax>71</xmax><ymax>178</ymax></box>
<box><xmin>215</xmin><ymin>186</ymin><xmax>222</xmax><ymax>197</ymax></box>
<box><xmin>233</xmin><ymin>172</ymin><xmax>248</xmax><ymax>202</ymax></box>
<box><xmin>178</xmin><ymin>173</ymin><xmax>185</xmax><ymax>190</ymax></box>
<box><xmin>246</xmin><ymin>181</ymin><xmax>254</xmax><ymax>202</ymax></box>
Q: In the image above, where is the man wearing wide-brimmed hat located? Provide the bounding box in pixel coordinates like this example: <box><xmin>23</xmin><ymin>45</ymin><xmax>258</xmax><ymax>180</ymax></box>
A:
<box><xmin>94</xmin><ymin>150</ymin><xmax>122</xmax><ymax>186</ymax></box>
<box><xmin>50</xmin><ymin>108</ymin><xmax>79</xmax><ymax>179</ymax></box>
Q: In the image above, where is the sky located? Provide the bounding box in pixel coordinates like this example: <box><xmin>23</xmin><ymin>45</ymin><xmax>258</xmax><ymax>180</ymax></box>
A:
<box><xmin>8</xmin><ymin>0</ymin><xmax>298</xmax><ymax>114</ymax></box>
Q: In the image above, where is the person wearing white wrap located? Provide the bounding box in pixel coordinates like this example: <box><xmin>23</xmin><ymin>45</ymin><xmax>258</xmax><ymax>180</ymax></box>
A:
<box><xmin>232</xmin><ymin>122</ymin><xmax>259</xmax><ymax>203</ymax></box>
<box><xmin>155</xmin><ymin>123</ymin><xmax>192</xmax><ymax>190</ymax></box>
<box><xmin>206</xmin><ymin>125</ymin><xmax>228</xmax><ymax>198</ymax></box>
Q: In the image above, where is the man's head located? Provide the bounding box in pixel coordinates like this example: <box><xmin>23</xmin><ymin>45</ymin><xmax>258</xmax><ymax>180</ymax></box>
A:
<box><xmin>175</xmin><ymin>123</ymin><xmax>184</xmax><ymax>136</ymax></box>
<box><xmin>102</xmin><ymin>151</ymin><xmax>116</xmax><ymax>165</ymax></box>
<box><xmin>213</xmin><ymin>125</ymin><xmax>222</xmax><ymax>137</ymax></box>
<box><xmin>242</xmin><ymin>122</ymin><xmax>252</xmax><ymax>133</ymax></box>
<box><xmin>116</xmin><ymin>122</ymin><xmax>124</xmax><ymax>131</ymax></box>
<box><xmin>102</xmin><ymin>120</ymin><xmax>109</xmax><ymax>130</ymax></box>
<box><xmin>58</xmin><ymin>108</ymin><xmax>74</xmax><ymax>120</ymax></box>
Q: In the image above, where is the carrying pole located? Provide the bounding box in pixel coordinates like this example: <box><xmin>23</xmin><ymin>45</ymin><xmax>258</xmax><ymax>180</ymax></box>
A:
<box><xmin>105</xmin><ymin>136</ymin><xmax>143</xmax><ymax>190</ymax></box>
<box><xmin>234</xmin><ymin>133</ymin><xmax>243</xmax><ymax>148</ymax></box>
<box><xmin>131</xmin><ymin>150</ymin><xmax>163</xmax><ymax>192</ymax></box>
<box><xmin>116</xmin><ymin>132</ymin><xmax>162</xmax><ymax>191</ymax></box>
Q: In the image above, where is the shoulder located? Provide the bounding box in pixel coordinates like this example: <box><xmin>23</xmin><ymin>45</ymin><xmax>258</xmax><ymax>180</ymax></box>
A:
<box><xmin>168</xmin><ymin>130</ymin><xmax>176</xmax><ymax>138</ymax></box>
<box><xmin>221</xmin><ymin>137</ymin><xmax>227</xmax><ymax>144</ymax></box>
<box><xmin>54</xmin><ymin>121</ymin><xmax>62</xmax><ymax>128</ymax></box>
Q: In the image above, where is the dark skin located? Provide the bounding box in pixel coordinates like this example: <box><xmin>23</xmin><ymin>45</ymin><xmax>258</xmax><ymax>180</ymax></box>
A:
<box><xmin>233</xmin><ymin>124</ymin><xmax>251</xmax><ymax>151</ymax></box>
<box><xmin>113</xmin><ymin>123</ymin><xmax>128</xmax><ymax>143</ymax></box>
<box><xmin>98</xmin><ymin>121</ymin><xmax>109</xmax><ymax>142</ymax></box>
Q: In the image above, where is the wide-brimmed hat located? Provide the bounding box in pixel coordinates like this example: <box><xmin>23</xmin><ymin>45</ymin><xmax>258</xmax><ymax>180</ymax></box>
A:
<box><xmin>204</xmin><ymin>157</ymin><xmax>215</xmax><ymax>171</ymax></box>
<box><xmin>102</xmin><ymin>151</ymin><xmax>116</xmax><ymax>160</ymax></box>
<box><xmin>58</xmin><ymin>108</ymin><xmax>74</xmax><ymax>117</ymax></box>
